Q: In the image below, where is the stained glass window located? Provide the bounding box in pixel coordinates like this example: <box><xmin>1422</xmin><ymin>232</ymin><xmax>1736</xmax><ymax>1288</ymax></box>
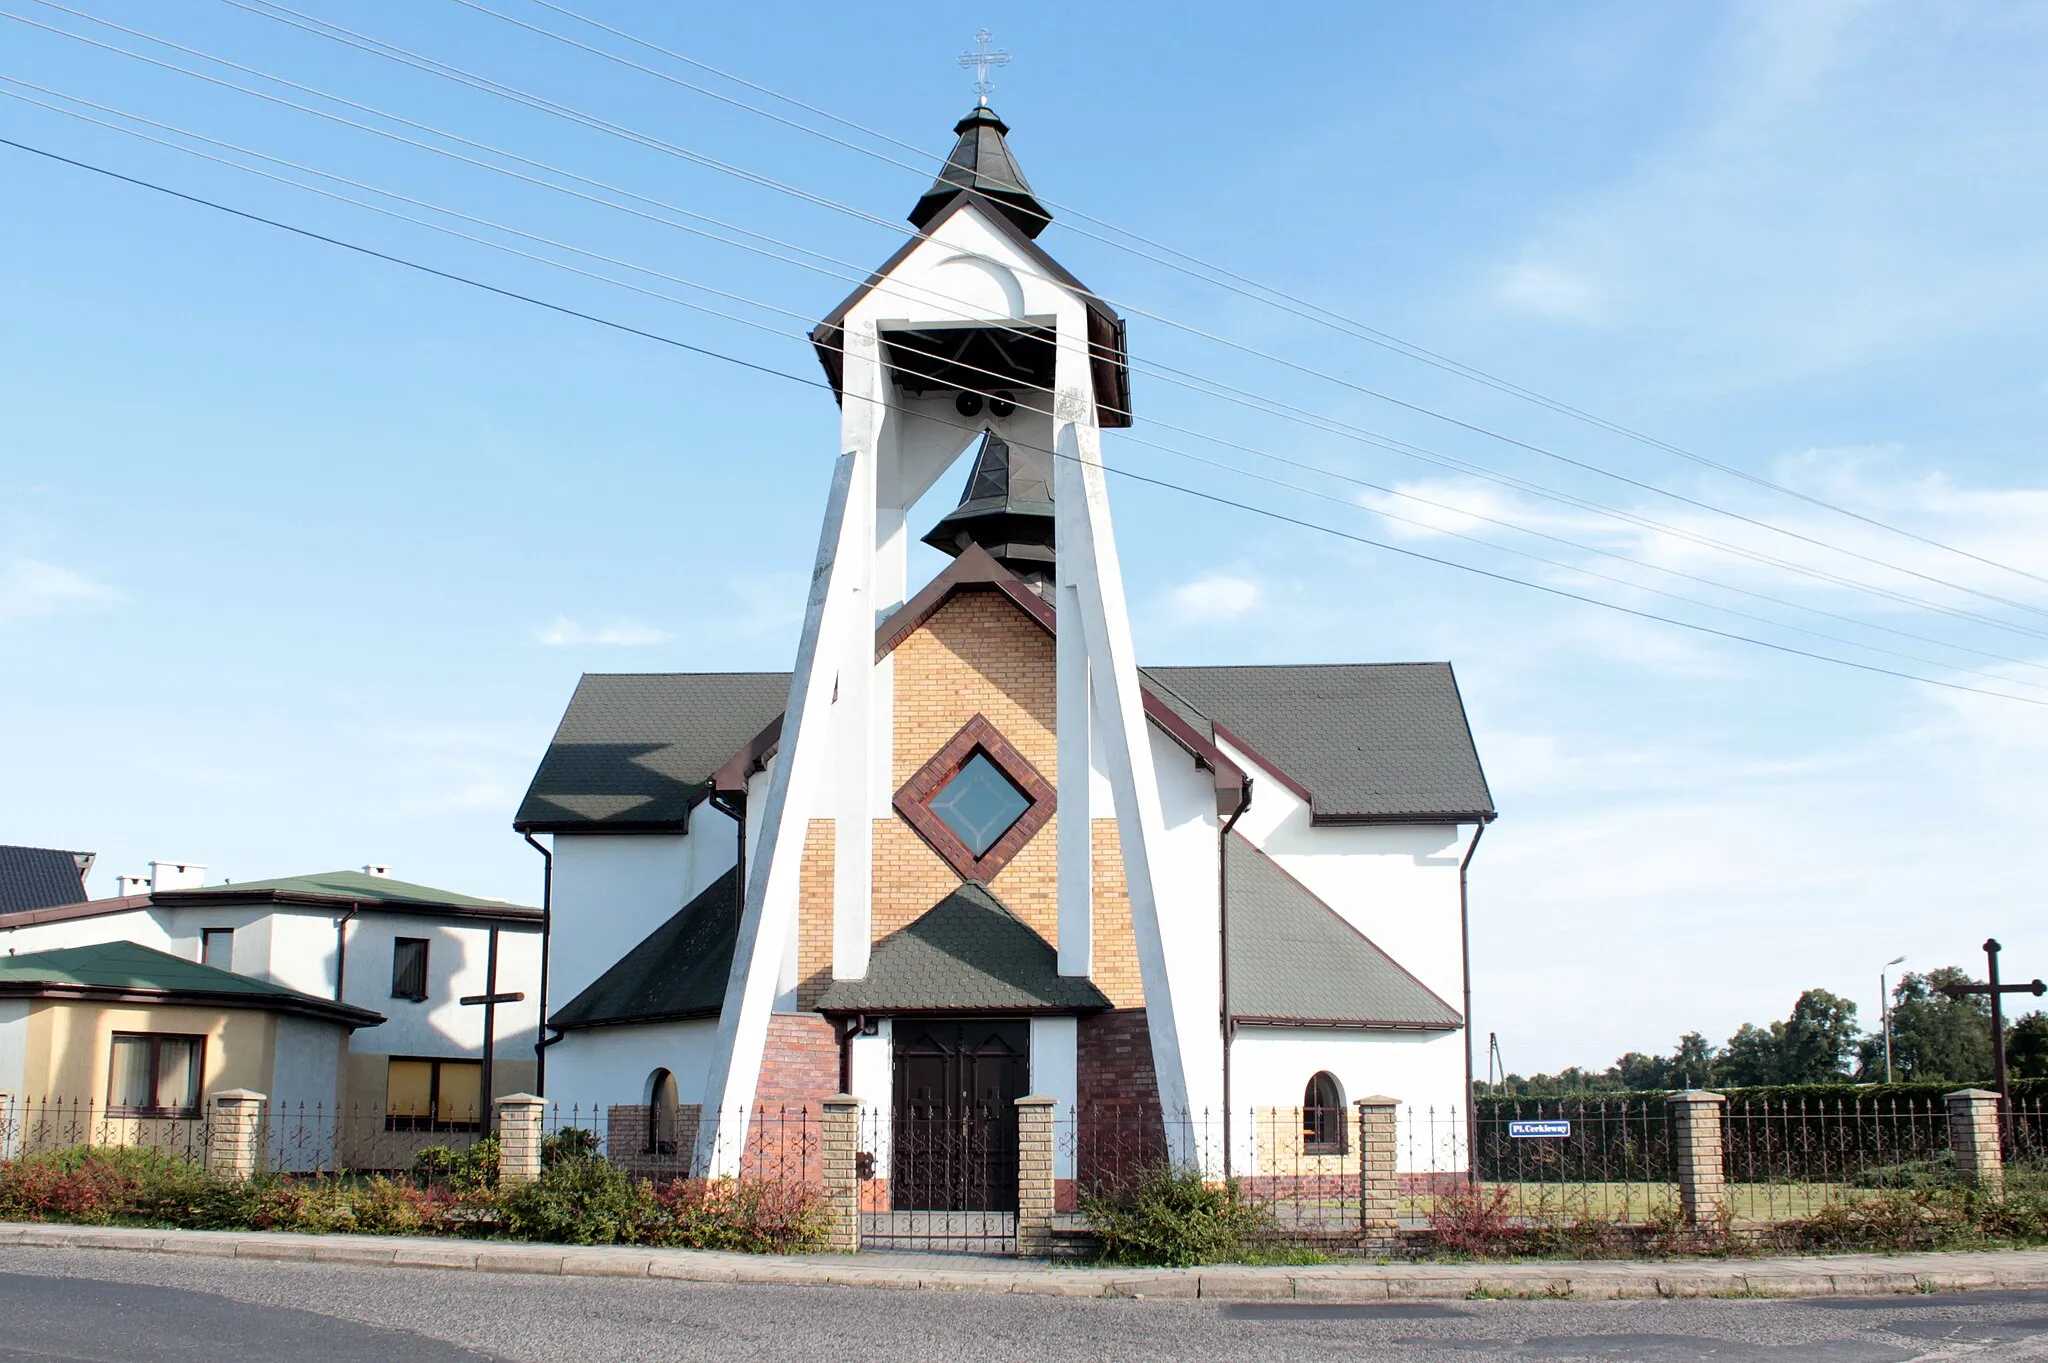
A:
<box><xmin>927</xmin><ymin>751</ymin><xmax>1031</xmax><ymax>857</ymax></box>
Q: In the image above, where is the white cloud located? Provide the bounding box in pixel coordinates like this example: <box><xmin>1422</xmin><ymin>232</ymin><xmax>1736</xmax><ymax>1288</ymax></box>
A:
<box><xmin>0</xmin><ymin>558</ymin><xmax>119</xmax><ymax>624</ymax></box>
<box><xmin>1167</xmin><ymin>573</ymin><xmax>1262</xmax><ymax>621</ymax></box>
<box><xmin>533</xmin><ymin>617</ymin><xmax>671</xmax><ymax>647</ymax></box>
<box><xmin>1494</xmin><ymin>261</ymin><xmax>1610</xmax><ymax>325</ymax></box>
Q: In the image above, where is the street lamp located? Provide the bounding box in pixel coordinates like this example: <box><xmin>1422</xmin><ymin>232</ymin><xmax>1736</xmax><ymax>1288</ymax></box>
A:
<box><xmin>1882</xmin><ymin>956</ymin><xmax>1906</xmax><ymax>1084</ymax></box>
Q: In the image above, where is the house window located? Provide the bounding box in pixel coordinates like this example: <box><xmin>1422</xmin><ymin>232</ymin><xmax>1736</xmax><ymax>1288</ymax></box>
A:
<box><xmin>107</xmin><ymin>1033</ymin><xmax>205</xmax><ymax>1117</ymax></box>
<box><xmin>1303</xmin><ymin>1071</ymin><xmax>1347</xmax><ymax>1154</ymax></box>
<box><xmin>391</xmin><ymin>937</ymin><xmax>429</xmax><ymax>1001</ymax></box>
<box><xmin>200</xmin><ymin>928</ymin><xmax>234</xmax><ymax>971</ymax></box>
<box><xmin>893</xmin><ymin>714</ymin><xmax>1057</xmax><ymax>879</ymax></box>
<box><xmin>384</xmin><ymin>1058</ymin><xmax>483</xmax><ymax>1131</ymax></box>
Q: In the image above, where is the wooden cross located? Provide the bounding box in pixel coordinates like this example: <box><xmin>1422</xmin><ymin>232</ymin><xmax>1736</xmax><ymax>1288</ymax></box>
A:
<box><xmin>958</xmin><ymin>29</ymin><xmax>1010</xmax><ymax>107</ymax></box>
<box><xmin>459</xmin><ymin>926</ymin><xmax>525</xmax><ymax>1135</ymax></box>
<box><xmin>1940</xmin><ymin>937</ymin><xmax>2044</xmax><ymax>1111</ymax></box>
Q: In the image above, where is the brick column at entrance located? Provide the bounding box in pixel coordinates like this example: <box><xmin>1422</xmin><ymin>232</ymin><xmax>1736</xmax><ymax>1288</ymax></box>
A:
<box><xmin>495</xmin><ymin>1094</ymin><xmax>546</xmax><ymax>1187</ymax></box>
<box><xmin>1669</xmin><ymin>1090</ymin><xmax>1728</xmax><ymax>1228</ymax></box>
<box><xmin>1946</xmin><ymin>1089</ymin><xmax>2005</xmax><ymax>1193</ymax></box>
<box><xmin>1015</xmin><ymin>1095</ymin><xmax>1056</xmax><ymax>1257</ymax></box>
<box><xmin>205</xmin><ymin>1089</ymin><xmax>266</xmax><ymax>1180</ymax></box>
<box><xmin>820</xmin><ymin>1094</ymin><xmax>862</xmax><ymax>1253</ymax></box>
<box><xmin>1355</xmin><ymin>1096</ymin><xmax>1399</xmax><ymax>1250</ymax></box>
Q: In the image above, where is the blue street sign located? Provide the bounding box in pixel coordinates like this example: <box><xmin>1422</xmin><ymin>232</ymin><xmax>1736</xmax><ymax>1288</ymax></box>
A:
<box><xmin>1507</xmin><ymin>1120</ymin><xmax>1571</xmax><ymax>1139</ymax></box>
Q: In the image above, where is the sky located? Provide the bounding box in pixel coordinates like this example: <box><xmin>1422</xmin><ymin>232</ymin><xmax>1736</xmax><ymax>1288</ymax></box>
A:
<box><xmin>3</xmin><ymin>0</ymin><xmax>2045</xmax><ymax>1075</ymax></box>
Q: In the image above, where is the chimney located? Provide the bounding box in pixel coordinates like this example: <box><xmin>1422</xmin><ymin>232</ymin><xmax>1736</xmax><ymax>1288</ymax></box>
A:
<box><xmin>362</xmin><ymin>864</ymin><xmax>391</xmax><ymax>879</ymax></box>
<box><xmin>149</xmin><ymin>860</ymin><xmax>206</xmax><ymax>892</ymax></box>
<box><xmin>113</xmin><ymin>874</ymin><xmax>151</xmax><ymax>898</ymax></box>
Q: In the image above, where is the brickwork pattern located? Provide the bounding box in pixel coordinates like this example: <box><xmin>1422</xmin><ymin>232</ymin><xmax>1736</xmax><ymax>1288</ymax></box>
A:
<box><xmin>204</xmin><ymin>1090</ymin><xmax>266</xmax><ymax>1181</ymax></box>
<box><xmin>603</xmin><ymin>1103</ymin><xmax>706</xmax><ymax>1179</ymax></box>
<box><xmin>870</xmin><ymin>816</ymin><xmax>1060</xmax><ymax>947</ymax></box>
<box><xmin>820</xmin><ymin>1095</ymin><xmax>861</xmax><ymax>1253</ymax></box>
<box><xmin>890</xmin><ymin>590</ymin><xmax>1056</xmax><ymax>787</ymax></box>
<box><xmin>1251</xmin><ymin>1105</ymin><xmax>1360</xmax><ymax>1180</ymax></box>
<box><xmin>1078</xmin><ymin>1009</ymin><xmax>1161</xmax><ymax>1111</ymax></box>
<box><xmin>1015</xmin><ymin>1096</ymin><xmax>1056</xmax><ymax>1257</ymax></box>
<box><xmin>1089</xmin><ymin>819</ymin><xmax>1143</xmax><ymax>1006</ymax></box>
<box><xmin>1669</xmin><ymin>1091</ymin><xmax>1728</xmax><ymax>1228</ymax></box>
<box><xmin>796</xmin><ymin>819</ymin><xmax>836</xmax><ymax>1010</ymax></box>
<box><xmin>494</xmin><ymin>1094</ymin><xmax>545</xmax><ymax>1187</ymax></box>
<box><xmin>1946</xmin><ymin>1089</ymin><xmax>2005</xmax><ymax>1193</ymax></box>
<box><xmin>1355</xmin><ymin>1097</ymin><xmax>1399</xmax><ymax>1249</ymax></box>
<box><xmin>755</xmin><ymin>1013</ymin><xmax>841</xmax><ymax>1109</ymax></box>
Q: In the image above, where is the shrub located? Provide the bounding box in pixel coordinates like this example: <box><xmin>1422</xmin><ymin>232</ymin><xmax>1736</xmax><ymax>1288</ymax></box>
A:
<box><xmin>1080</xmin><ymin>1164</ymin><xmax>1274</xmax><ymax>1267</ymax></box>
<box><xmin>648</xmin><ymin>1177</ymin><xmax>831</xmax><ymax>1253</ymax></box>
<box><xmin>1849</xmin><ymin>1151</ymin><xmax>1961</xmax><ymax>1191</ymax></box>
<box><xmin>541</xmin><ymin>1128</ymin><xmax>601</xmax><ymax>1169</ymax></box>
<box><xmin>412</xmin><ymin>1138</ymin><xmax>500</xmax><ymax>1193</ymax></box>
<box><xmin>499</xmin><ymin>1153</ymin><xmax>644</xmax><ymax>1245</ymax></box>
<box><xmin>0</xmin><ymin>1146</ymin><xmax>252</xmax><ymax>1228</ymax></box>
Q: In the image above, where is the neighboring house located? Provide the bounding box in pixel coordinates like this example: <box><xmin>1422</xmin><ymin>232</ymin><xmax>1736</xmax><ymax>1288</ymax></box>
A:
<box><xmin>0</xmin><ymin>940</ymin><xmax>381</xmax><ymax>1157</ymax></box>
<box><xmin>0</xmin><ymin>869</ymin><xmax>542</xmax><ymax>1127</ymax></box>
<box><xmin>0</xmin><ymin>845</ymin><xmax>93</xmax><ymax>914</ymax></box>
<box><xmin>516</xmin><ymin>100</ymin><xmax>1495</xmax><ymax>1201</ymax></box>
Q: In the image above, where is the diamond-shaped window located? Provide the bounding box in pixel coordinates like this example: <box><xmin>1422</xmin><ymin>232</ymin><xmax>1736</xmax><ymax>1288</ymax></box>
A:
<box><xmin>895</xmin><ymin>714</ymin><xmax>1056</xmax><ymax>880</ymax></box>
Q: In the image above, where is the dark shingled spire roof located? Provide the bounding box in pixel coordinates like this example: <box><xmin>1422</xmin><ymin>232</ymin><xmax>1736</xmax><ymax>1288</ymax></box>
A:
<box><xmin>919</xmin><ymin>430</ymin><xmax>1055</xmax><ymax>582</ymax></box>
<box><xmin>908</xmin><ymin>106</ymin><xmax>1051</xmax><ymax>239</ymax></box>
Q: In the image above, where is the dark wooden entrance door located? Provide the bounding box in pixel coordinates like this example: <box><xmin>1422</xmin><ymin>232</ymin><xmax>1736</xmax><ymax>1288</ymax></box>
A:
<box><xmin>891</xmin><ymin>1019</ymin><xmax>1029</xmax><ymax>1211</ymax></box>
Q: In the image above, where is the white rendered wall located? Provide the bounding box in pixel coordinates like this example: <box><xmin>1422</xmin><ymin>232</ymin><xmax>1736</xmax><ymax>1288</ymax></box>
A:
<box><xmin>1029</xmin><ymin>1016</ymin><xmax>1078</xmax><ymax>1180</ymax></box>
<box><xmin>268</xmin><ymin>1014</ymin><xmax>346</xmax><ymax>1111</ymax></box>
<box><xmin>0</xmin><ymin>908</ymin><xmax>174</xmax><ymax>957</ymax></box>
<box><xmin>542</xmin><ymin>1019</ymin><xmax>721</xmax><ymax>1120</ymax></box>
<box><xmin>345</xmin><ymin>917</ymin><xmax>542</xmax><ymax>1061</ymax></box>
<box><xmin>0</xmin><ymin>999</ymin><xmax>27</xmax><ymax>1097</ymax></box>
<box><xmin>1221</xmin><ymin>736</ymin><xmax>1471</xmax><ymax>1016</ymax></box>
<box><xmin>1230</xmin><ymin>1026</ymin><xmax>1467</xmax><ymax>1174</ymax></box>
<box><xmin>549</xmin><ymin>827</ymin><xmax>733</xmax><ymax>1011</ymax></box>
<box><xmin>1147</xmin><ymin>726</ymin><xmax>1226</xmax><ymax>1126</ymax></box>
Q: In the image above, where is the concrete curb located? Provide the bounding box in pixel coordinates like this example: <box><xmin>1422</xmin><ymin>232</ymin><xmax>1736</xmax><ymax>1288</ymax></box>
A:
<box><xmin>5</xmin><ymin>1222</ymin><xmax>2047</xmax><ymax>1301</ymax></box>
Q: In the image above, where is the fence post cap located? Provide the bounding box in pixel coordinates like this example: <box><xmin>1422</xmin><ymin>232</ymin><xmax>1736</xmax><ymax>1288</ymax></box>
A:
<box><xmin>494</xmin><ymin>1092</ymin><xmax>545</xmax><ymax>1108</ymax></box>
<box><xmin>821</xmin><ymin>1093</ymin><xmax>862</xmax><ymax>1110</ymax></box>
<box><xmin>1946</xmin><ymin>1088</ymin><xmax>2001</xmax><ymax>1102</ymax></box>
<box><xmin>1670</xmin><ymin>1090</ymin><xmax>1726</xmax><ymax>1104</ymax></box>
<box><xmin>1353</xmin><ymin>1095</ymin><xmax>1400</xmax><ymax>1108</ymax></box>
<box><xmin>1014</xmin><ymin>1094</ymin><xmax>1057</xmax><ymax>1108</ymax></box>
<box><xmin>209</xmin><ymin>1088</ymin><xmax>268</xmax><ymax>1103</ymax></box>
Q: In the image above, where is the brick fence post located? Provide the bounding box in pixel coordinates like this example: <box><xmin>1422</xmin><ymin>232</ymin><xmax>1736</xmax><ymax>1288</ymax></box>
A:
<box><xmin>1669</xmin><ymin>1090</ymin><xmax>1727</xmax><ymax>1228</ymax></box>
<box><xmin>205</xmin><ymin>1089</ymin><xmax>267</xmax><ymax>1180</ymax></box>
<box><xmin>820</xmin><ymin>1094</ymin><xmax>862</xmax><ymax>1253</ymax></box>
<box><xmin>1355</xmin><ymin>1096</ymin><xmax>1400</xmax><ymax>1251</ymax></box>
<box><xmin>1015</xmin><ymin>1095</ymin><xmax>1056</xmax><ymax>1258</ymax></box>
<box><xmin>495</xmin><ymin>1093</ymin><xmax>546</xmax><ymax>1186</ymax></box>
<box><xmin>1945</xmin><ymin>1089</ymin><xmax>2004</xmax><ymax>1193</ymax></box>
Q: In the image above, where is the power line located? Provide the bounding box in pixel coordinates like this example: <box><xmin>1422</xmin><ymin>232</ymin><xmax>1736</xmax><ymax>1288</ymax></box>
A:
<box><xmin>15</xmin><ymin>73</ymin><xmax>2048</xmax><ymax>686</ymax></box>
<box><xmin>14</xmin><ymin>7</ymin><xmax>2048</xmax><ymax>651</ymax></box>
<box><xmin>70</xmin><ymin>0</ymin><xmax>2048</xmax><ymax>619</ymax></box>
<box><xmin>430</xmin><ymin>0</ymin><xmax>2048</xmax><ymax>592</ymax></box>
<box><xmin>5</xmin><ymin>131</ymin><xmax>2044</xmax><ymax>710</ymax></box>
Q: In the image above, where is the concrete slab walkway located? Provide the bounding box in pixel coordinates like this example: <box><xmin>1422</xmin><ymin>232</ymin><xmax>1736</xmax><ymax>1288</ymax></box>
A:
<box><xmin>5</xmin><ymin>1221</ymin><xmax>2046</xmax><ymax>1302</ymax></box>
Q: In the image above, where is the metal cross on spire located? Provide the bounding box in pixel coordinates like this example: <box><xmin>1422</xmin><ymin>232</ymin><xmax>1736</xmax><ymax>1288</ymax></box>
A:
<box><xmin>958</xmin><ymin>29</ymin><xmax>1010</xmax><ymax>107</ymax></box>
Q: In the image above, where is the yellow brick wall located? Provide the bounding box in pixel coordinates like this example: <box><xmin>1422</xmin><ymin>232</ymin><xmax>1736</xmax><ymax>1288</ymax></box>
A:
<box><xmin>1091</xmin><ymin>818</ymin><xmax>1144</xmax><ymax>1007</ymax></box>
<box><xmin>796</xmin><ymin>818</ymin><xmax>834</xmax><ymax>1010</ymax></box>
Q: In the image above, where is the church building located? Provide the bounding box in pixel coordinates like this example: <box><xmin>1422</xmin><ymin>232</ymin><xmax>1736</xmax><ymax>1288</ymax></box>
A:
<box><xmin>515</xmin><ymin>99</ymin><xmax>1495</xmax><ymax>1190</ymax></box>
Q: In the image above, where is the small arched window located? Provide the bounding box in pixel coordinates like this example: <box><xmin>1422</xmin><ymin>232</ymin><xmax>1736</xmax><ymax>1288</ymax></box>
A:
<box><xmin>1303</xmin><ymin>1071</ymin><xmax>1346</xmax><ymax>1154</ymax></box>
<box><xmin>648</xmin><ymin>1068</ymin><xmax>680</xmax><ymax>1156</ymax></box>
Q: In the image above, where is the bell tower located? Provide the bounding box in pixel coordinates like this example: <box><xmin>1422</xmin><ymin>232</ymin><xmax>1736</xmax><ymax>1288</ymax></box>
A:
<box><xmin>695</xmin><ymin>92</ymin><xmax>1216</xmax><ymax>1171</ymax></box>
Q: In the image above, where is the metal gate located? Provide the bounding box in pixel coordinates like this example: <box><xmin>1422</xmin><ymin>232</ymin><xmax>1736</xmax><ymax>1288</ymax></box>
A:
<box><xmin>862</xmin><ymin>1018</ymin><xmax>1025</xmax><ymax>1251</ymax></box>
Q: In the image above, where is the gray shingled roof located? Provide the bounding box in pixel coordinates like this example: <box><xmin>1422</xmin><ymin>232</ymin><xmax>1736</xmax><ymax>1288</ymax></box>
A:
<box><xmin>515</xmin><ymin>673</ymin><xmax>789</xmax><ymax>831</ymax></box>
<box><xmin>0</xmin><ymin>940</ymin><xmax>385</xmax><ymax>1028</ymax></box>
<box><xmin>816</xmin><ymin>882</ymin><xmax>1110</xmax><ymax>1014</ymax></box>
<box><xmin>549</xmin><ymin>867</ymin><xmax>739</xmax><ymax>1030</ymax></box>
<box><xmin>1142</xmin><ymin>663</ymin><xmax>1494</xmax><ymax>824</ymax></box>
<box><xmin>1225</xmin><ymin>834</ymin><xmax>1461</xmax><ymax>1029</ymax></box>
<box><xmin>0</xmin><ymin>845</ymin><xmax>91</xmax><ymax>914</ymax></box>
<box><xmin>521</xmin><ymin>662</ymin><xmax>1489</xmax><ymax>832</ymax></box>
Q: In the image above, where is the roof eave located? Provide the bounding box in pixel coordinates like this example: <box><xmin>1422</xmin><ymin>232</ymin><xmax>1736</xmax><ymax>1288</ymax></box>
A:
<box><xmin>549</xmin><ymin>1006</ymin><xmax>721</xmax><ymax>1032</ymax></box>
<box><xmin>1308</xmin><ymin>809</ymin><xmax>1499</xmax><ymax>827</ymax></box>
<box><xmin>0</xmin><ymin>980</ymin><xmax>386</xmax><ymax>1029</ymax></box>
<box><xmin>1231</xmin><ymin>1014</ymin><xmax>1464</xmax><ymax>1032</ymax></box>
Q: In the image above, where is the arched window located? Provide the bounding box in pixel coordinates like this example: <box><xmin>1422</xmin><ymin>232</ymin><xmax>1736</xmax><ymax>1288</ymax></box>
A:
<box><xmin>1303</xmin><ymin>1071</ymin><xmax>1346</xmax><ymax>1154</ymax></box>
<box><xmin>647</xmin><ymin>1068</ymin><xmax>680</xmax><ymax>1156</ymax></box>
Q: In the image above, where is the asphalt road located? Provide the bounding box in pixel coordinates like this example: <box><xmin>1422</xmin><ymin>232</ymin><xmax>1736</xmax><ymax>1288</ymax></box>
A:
<box><xmin>2</xmin><ymin>1247</ymin><xmax>2047</xmax><ymax>1361</ymax></box>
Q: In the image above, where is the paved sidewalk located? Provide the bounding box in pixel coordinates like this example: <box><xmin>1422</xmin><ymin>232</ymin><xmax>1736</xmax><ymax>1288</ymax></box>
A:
<box><xmin>5</xmin><ymin>1221</ymin><xmax>2046</xmax><ymax>1302</ymax></box>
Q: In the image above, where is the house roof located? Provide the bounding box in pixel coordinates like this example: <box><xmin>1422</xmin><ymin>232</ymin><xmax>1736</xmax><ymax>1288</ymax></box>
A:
<box><xmin>0</xmin><ymin>871</ymin><xmax>538</xmax><ymax>933</ymax></box>
<box><xmin>1225</xmin><ymin>834</ymin><xmax>1461</xmax><ymax>1030</ymax></box>
<box><xmin>815</xmin><ymin>881</ymin><xmax>1110</xmax><ymax>1015</ymax></box>
<box><xmin>514</xmin><ymin>672</ymin><xmax>790</xmax><ymax>832</ymax></box>
<box><xmin>1142</xmin><ymin>663</ymin><xmax>1495</xmax><ymax>825</ymax></box>
<box><xmin>0</xmin><ymin>844</ymin><xmax>92</xmax><ymax>914</ymax></box>
<box><xmin>0</xmin><ymin>940</ymin><xmax>385</xmax><ymax>1028</ymax></box>
<box><xmin>549</xmin><ymin>867</ymin><xmax>739</xmax><ymax>1030</ymax></box>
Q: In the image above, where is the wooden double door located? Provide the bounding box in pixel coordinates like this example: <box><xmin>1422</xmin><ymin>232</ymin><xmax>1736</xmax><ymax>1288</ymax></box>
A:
<box><xmin>890</xmin><ymin>1018</ymin><xmax>1029</xmax><ymax>1211</ymax></box>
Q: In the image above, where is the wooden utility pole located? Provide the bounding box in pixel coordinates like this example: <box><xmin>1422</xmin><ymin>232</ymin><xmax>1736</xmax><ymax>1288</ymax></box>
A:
<box><xmin>1941</xmin><ymin>938</ymin><xmax>2045</xmax><ymax>1117</ymax></box>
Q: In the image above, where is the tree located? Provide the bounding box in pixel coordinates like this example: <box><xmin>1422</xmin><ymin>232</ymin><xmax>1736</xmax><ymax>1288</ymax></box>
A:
<box><xmin>2010</xmin><ymin>1012</ymin><xmax>2048</xmax><ymax>1081</ymax></box>
<box><xmin>1873</xmin><ymin>968</ymin><xmax>1992</xmax><ymax>1083</ymax></box>
<box><xmin>1671</xmin><ymin>1032</ymin><xmax>1715</xmax><ymax>1089</ymax></box>
<box><xmin>1712</xmin><ymin>991</ymin><xmax>1860</xmax><ymax>1086</ymax></box>
<box><xmin>1716</xmin><ymin>1022</ymin><xmax>1781</xmax><ymax>1086</ymax></box>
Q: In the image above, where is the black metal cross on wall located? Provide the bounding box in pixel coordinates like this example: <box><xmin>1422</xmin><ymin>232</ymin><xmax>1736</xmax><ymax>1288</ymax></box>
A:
<box><xmin>1940</xmin><ymin>937</ymin><xmax>2045</xmax><ymax>1111</ymax></box>
<box><xmin>459</xmin><ymin>926</ymin><xmax>525</xmax><ymax>1135</ymax></box>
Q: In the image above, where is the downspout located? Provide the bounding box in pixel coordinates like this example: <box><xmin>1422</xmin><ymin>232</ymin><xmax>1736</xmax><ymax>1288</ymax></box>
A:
<box><xmin>1459</xmin><ymin>821</ymin><xmax>1486</xmax><ymax>1187</ymax></box>
<box><xmin>1217</xmin><ymin>779</ymin><xmax>1252</xmax><ymax>1180</ymax></box>
<box><xmin>333</xmin><ymin>902</ymin><xmax>361</xmax><ymax>1002</ymax></box>
<box><xmin>522</xmin><ymin>831</ymin><xmax>555</xmax><ymax>1095</ymax></box>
